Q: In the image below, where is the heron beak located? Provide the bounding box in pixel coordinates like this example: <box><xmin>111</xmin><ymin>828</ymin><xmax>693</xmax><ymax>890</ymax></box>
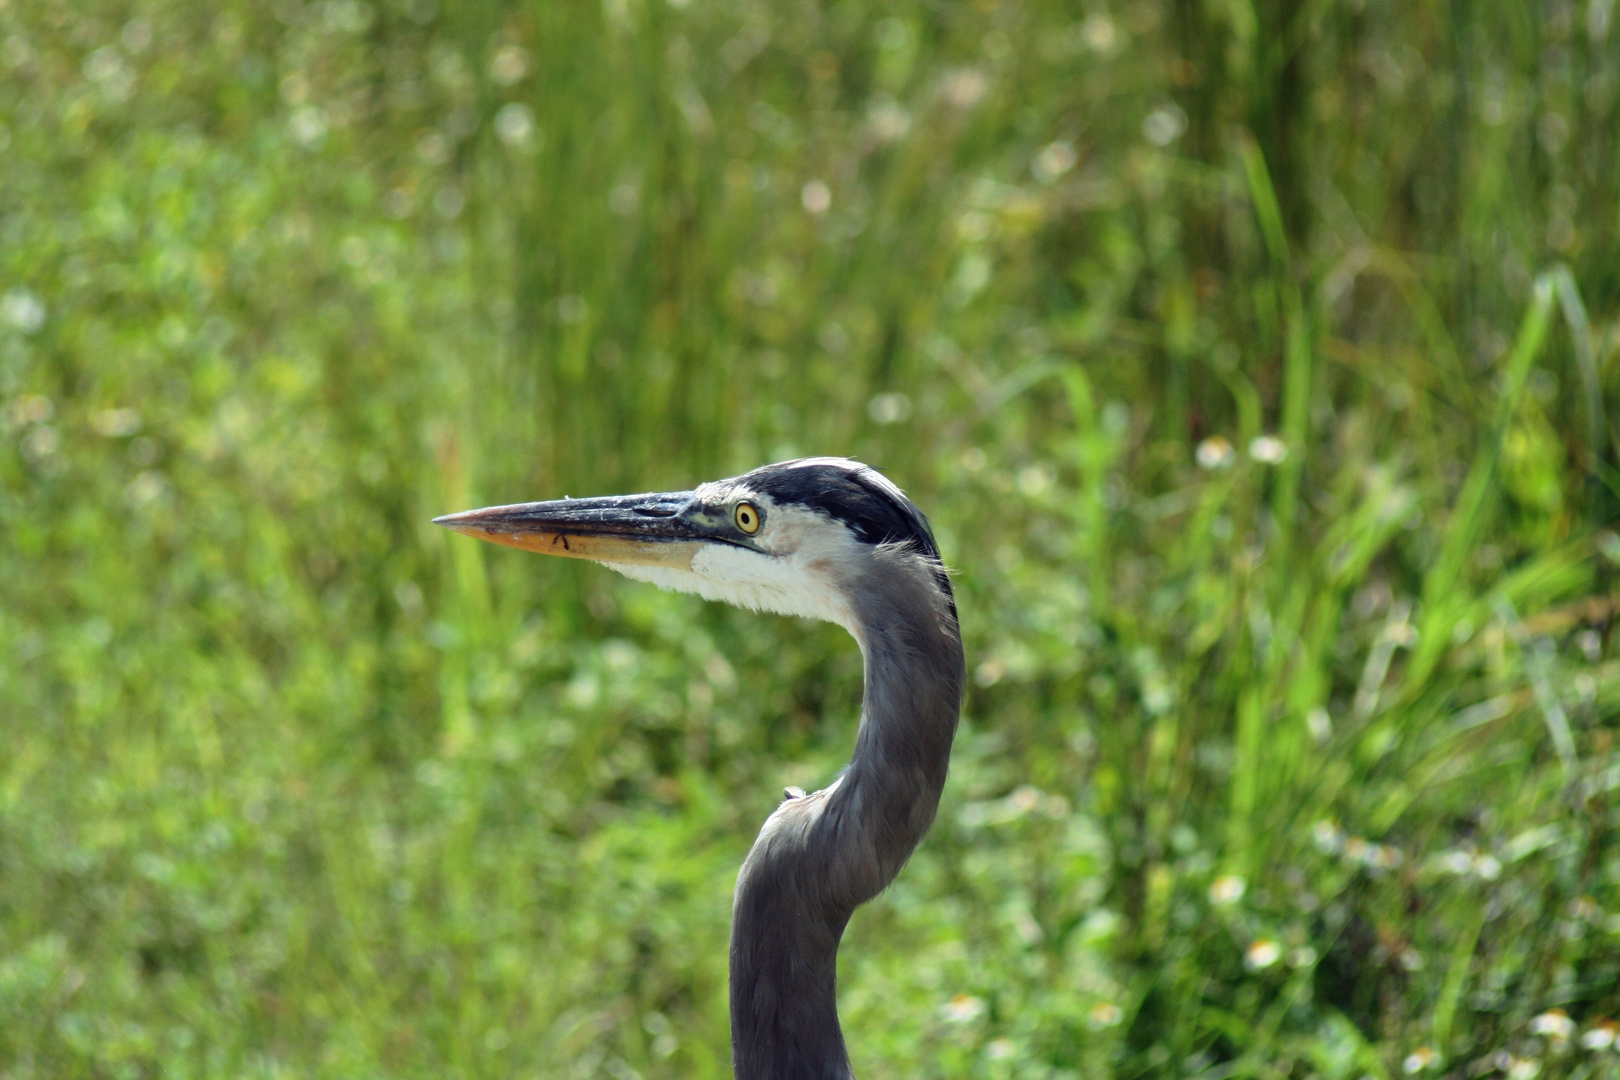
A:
<box><xmin>433</xmin><ymin>490</ymin><xmax>708</xmax><ymax>568</ymax></box>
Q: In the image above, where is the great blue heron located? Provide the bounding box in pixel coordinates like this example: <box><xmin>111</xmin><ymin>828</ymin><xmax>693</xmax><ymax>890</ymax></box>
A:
<box><xmin>435</xmin><ymin>457</ymin><xmax>964</xmax><ymax>1080</ymax></box>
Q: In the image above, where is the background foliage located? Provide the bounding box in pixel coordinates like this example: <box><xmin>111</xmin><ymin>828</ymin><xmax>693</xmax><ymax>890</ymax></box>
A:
<box><xmin>2</xmin><ymin>0</ymin><xmax>1619</xmax><ymax>1077</ymax></box>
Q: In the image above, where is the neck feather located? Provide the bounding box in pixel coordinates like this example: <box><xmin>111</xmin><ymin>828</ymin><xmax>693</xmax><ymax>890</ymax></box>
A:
<box><xmin>730</xmin><ymin>548</ymin><xmax>964</xmax><ymax>1080</ymax></box>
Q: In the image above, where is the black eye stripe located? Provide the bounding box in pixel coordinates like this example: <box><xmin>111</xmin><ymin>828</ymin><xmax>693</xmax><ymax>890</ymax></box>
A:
<box><xmin>741</xmin><ymin>463</ymin><xmax>939</xmax><ymax>559</ymax></box>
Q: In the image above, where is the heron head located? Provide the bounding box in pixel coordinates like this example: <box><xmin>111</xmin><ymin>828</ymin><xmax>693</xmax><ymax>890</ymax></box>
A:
<box><xmin>434</xmin><ymin>457</ymin><xmax>950</xmax><ymax>636</ymax></box>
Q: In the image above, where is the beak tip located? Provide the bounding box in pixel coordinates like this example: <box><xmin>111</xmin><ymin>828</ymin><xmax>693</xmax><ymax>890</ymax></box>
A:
<box><xmin>433</xmin><ymin>511</ymin><xmax>484</xmax><ymax>534</ymax></box>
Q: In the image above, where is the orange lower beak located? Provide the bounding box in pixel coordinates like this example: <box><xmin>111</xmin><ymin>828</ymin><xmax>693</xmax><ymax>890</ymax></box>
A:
<box><xmin>433</xmin><ymin>490</ymin><xmax>707</xmax><ymax>568</ymax></box>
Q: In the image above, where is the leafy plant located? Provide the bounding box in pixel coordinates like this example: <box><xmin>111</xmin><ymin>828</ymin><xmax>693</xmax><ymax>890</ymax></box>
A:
<box><xmin>1</xmin><ymin>0</ymin><xmax>1616</xmax><ymax>1077</ymax></box>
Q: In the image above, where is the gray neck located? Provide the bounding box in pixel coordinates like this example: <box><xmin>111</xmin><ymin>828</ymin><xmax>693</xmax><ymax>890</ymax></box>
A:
<box><xmin>730</xmin><ymin>551</ymin><xmax>964</xmax><ymax>1080</ymax></box>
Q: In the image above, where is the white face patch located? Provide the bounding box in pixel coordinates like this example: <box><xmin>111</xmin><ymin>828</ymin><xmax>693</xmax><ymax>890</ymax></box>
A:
<box><xmin>597</xmin><ymin>496</ymin><xmax>864</xmax><ymax>637</ymax></box>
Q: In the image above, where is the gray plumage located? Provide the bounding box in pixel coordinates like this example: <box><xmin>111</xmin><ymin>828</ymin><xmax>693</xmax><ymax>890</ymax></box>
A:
<box><xmin>434</xmin><ymin>458</ymin><xmax>965</xmax><ymax>1079</ymax></box>
<box><xmin>731</xmin><ymin>537</ymin><xmax>963</xmax><ymax>1080</ymax></box>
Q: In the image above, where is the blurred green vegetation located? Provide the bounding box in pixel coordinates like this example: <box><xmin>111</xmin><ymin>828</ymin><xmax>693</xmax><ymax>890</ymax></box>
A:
<box><xmin>2</xmin><ymin>0</ymin><xmax>1619</xmax><ymax>1076</ymax></box>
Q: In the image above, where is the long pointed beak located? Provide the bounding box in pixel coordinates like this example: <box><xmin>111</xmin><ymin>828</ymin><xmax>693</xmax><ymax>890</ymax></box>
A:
<box><xmin>433</xmin><ymin>490</ymin><xmax>706</xmax><ymax>568</ymax></box>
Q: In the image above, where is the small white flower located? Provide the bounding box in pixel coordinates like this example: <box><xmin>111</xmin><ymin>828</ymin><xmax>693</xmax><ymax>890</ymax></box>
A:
<box><xmin>1209</xmin><ymin>875</ymin><xmax>1246</xmax><ymax>905</ymax></box>
<box><xmin>941</xmin><ymin>994</ymin><xmax>986</xmax><ymax>1024</ymax></box>
<box><xmin>1579</xmin><ymin>1020</ymin><xmax>1617</xmax><ymax>1050</ymax></box>
<box><xmin>1016</xmin><ymin>464</ymin><xmax>1054</xmax><ymax>497</ymax></box>
<box><xmin>1080</xmin><ymin>13</ymin><xmax>1118</xmax><ymax>53</ymax></box>
<box><xmin>1008</xmin><ymin>786</ymin><xmax>1041</xmax><ymax>814</ymax></box>
<box><xmin>1529</xmin><ymin>1010</ymin><xmax>1574</xmax><ymax>1040</ymax></box>
<box><xmin>1403</xmin><ymin>1047</ymin><xmax>1438</xmax><ymax>1073</ymax></box>
<box><xmin>494</xmin><ymin>102</ymin><xmax>535</xmax><ymax>146</ymax></box>
<box><xmin>1568</xmin><ymin>896</ymin><xmax>1602</xmax><ymax>921</ymax></box>
<box><xmin>1032</xmin><ymin>140</ymin><xmax>1077</xmax><ymax>181</ymax></box>
<box><xmin>1438</xmin><ymin>850</ymin><xmax>1474</xmax><ymax>875</ymax></box>
<box><xmin>1306</xmin><ymin>706</ymin><xmax>1332</xmax><ymax>743</ymax></box>
<box><xmin>801</xmin><ymin>180</ymin><xmax>831</xmax><ymax>214</ymax></box>
<box><xmin>288</xmin><ymin>105</ymin><xmax>328</xmax><ymax>148</ymax></box>
<box><xmin>489</xmin><ymin>45</ymin><xmax>528</xmax><ymax>85</ymax></box>
<box><xmin>2</xmin><ymin>288</ymin><xmax>46</xmax><ymax>333</ymax></box>
<box><xmin>127</xmin><ymin>470</ymin><xmax>168</xmax><ymax>505</ymax></box>
<box><xmin>1088</xmin><ymin>1002</ymin><xmax>1122</xmax><ymax>1028</ymax></box>
<box><xmin>1142</xmin><ymin>105</ymin><xmax>1187</xmax><ymax>146</ymax></box>
<box><xmin>1244</xmin><ymin>939</ymin><xmax>1282</xmax><ymax>970</ymax></box>
<box><xmin>1506</xmin><ymin>1056</ymin><xmax>1540</xmax><ymax>1080</ymax></box>
<box><xmin>866</xmin><ymin>96</ymin><xmax>911</xmax><ymax>142</ymax></box>
<box><xmin>1312</xmin><ymin>819</ymin><xmax>1344</xmax><ymax>854</ymax></box>
<box><xmin>1367</xmin><ymin>844</ymin><xmax>1405</xmax><ymax>871</ymax></box>
<box><xmin>867</xmin><ymin>392</ymin><xmax>912</xmax><ymax>425</ymax></box>
<box><xmin>973</xmin><ymin>656</ymin><xmax>1006</xmax><ymax>687</ymax></box>
<box><xmin>941</xmin><ymin>68</ymin><xmax>989</xmax><ymax>109</ymax></box>
<box><xmin>1248</xmin><ymin>434</ymin><xmax>1288</xmax><ymax>464</ymax></box>
<box><xmin>1196</xmin><ymin>436</ymin><xmax>1234</xmax><ymax>469</ymax></box>
<box><xmin>83</xmin><ymin>45</ymin><xmax>135</xmax><ymax>102</ymax></box>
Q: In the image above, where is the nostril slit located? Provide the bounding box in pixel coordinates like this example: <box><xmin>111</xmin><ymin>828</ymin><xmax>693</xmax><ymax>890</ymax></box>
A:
<box><xmin>633</xmin><ymin>506</ymin><xmax>678</xmax><ymax>517</ymax></box>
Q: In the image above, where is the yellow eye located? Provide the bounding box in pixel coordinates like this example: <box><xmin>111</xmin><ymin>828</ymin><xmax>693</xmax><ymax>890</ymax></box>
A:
<box><xmin>734</xmin><ymin>502</ymin><xmax>761</xmax><ymax>534</ymax></box>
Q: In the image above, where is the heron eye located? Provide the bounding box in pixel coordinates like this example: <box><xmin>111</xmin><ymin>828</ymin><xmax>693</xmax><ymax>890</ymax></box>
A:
<box><xmin>734</xmin><ymin>502</ymin><xmax>761</xmax><ymax>534</ymax></box>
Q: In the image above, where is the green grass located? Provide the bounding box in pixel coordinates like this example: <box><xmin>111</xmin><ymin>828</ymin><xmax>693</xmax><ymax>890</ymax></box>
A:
<box><xmin>2</xmin><ymin>0</ymin><xmax>1619</xmax><ymax>1077</ymax></box>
